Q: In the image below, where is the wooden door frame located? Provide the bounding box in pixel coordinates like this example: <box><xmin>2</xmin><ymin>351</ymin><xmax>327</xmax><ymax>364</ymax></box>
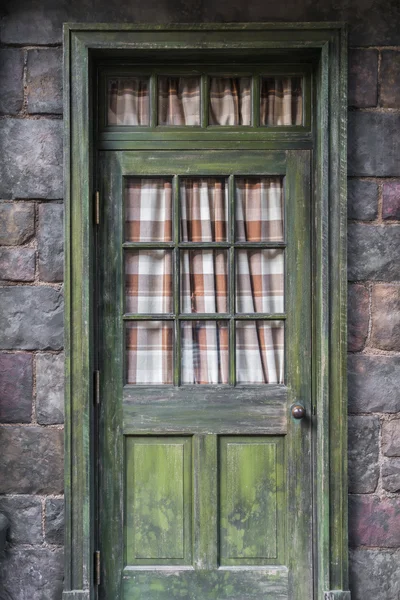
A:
<box><xmin>63</xmin><ymin>23</ymin><xmax>349</xmax><ymax>600</ymax></box>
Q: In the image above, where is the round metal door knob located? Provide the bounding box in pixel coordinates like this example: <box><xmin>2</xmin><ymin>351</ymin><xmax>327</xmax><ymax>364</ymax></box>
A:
<box><xmin>291</xmin><ymin>404</ymin><xmax>306</xmax><ymax>419</ymax></box>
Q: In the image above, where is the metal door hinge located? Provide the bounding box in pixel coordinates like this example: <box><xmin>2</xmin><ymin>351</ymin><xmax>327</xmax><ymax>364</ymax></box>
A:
<box><xmin>94</xmin><ymin>370</ymin><xmax>100</xmax><ymax>406</ymax></box>
<box><xmin>94</xmin><ymin>191</ymin><xmax>100</xmax><ymax>225</ymax></box>
<box><xmin>94</xmin><ymin>550</ymin><xmax>101</xmax><ymax>586</ymax></box>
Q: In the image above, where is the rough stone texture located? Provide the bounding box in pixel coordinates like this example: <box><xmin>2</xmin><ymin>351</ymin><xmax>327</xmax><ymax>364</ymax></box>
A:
<box><xmin>380</xmin><ymin>50</ymin><xmax>400</xmax><ymax>108</ymax></box>
<box><xmin>0</xmin><ymin>546</ymin><xmax>63</xmax><ymax>600</ymax></box>
<box><xmin>350</xmin><ymin>550</ymin><xmax>400</xmax><ymax>600</ymax></box>
<box><xmin>0</xmin><ymin>287</ymin><xmax>63</xmax><ymax>350</ymax></box>
<box><xmin>0</xmin><ymin>119</ymin><xmax>63</xmax><ymax>199</ymax></box>
<box><xmin>45</xmin><ymin>498</ymin><xmax>64</xmax><ymax>545</ymax></box>
<box><xmin>27</xmin><ymin>48</ymin><xmax>62</xmax><ymax>114</ymax></box>
<box><xmin>348</xmin><ymin>112</ymin><xmax>400</xmax><ymax>176</ymax></box>
<box><xmin>382</xmin><ymin>420</ymin><xmax>400</xmax><ymax>456</ymax></box>
<box><xmin>0</xmin><ymin>48</ymin><xmax>24</xmax><ymax>114</ymax></box>
<box><xmin>0</xmin><ymin>247</ymin><xmax>36</xmax><ymax>282</ymax></box>
<box><xmin>382</xmin><ymin>459</ymin><xmax>400</xmax><ymax>492</ymax></box>
<box><xmin>0</xmin><ymin>496</ymin><xmax>42</xmax><ymax>543</ymax></box>
<box><xmin>348</xmin><ymin>49</ymin><xmax>378</xmax><ymax>108</ymax></box>
<box><xmin>348</xmin><ymin>284</ymin><xmax>369</xmax><ymax>351</ymax></box>
<box><xmin>348</xmin><ymin>355</ymin><xmax>400</xmax><ymax>413</ymax></box>
<box><xmin>371</xmin><ymin>284</ymin><xmax>400</xmax><ymax>351</ymax></box>
<box><xmin>38</xmin><ymin>203</ymin><xmax>64</xmax><ymax>282</ymax></box>
<box><xmin>0</xmin><ymin>426</ymin><xmax>63</xmax><ymax>494</ymax></box>
<box><xmin>0</xmin><ymin>203</ymin><xmax>35</xmax><ymax>246</ymax></box>
<box><xmin>0</xmin><ymin>353</ymin><xmax>32</xmax><ymax>423</ymax></box>
<box><xmin>348</xmin><ymin>416</ymin><xmax>379</xmax><ymax>493</ymax></box>
<box><xmin>348</xmin><ymin>224</ymin><xmax>400</xmax><ymax>281</ymax></box>
<box><xmin>36</xmin><ymin>353</ymin><xmax>64</xmax><ymax>424</ymax></box>
<box><xmin>349</xmin><ymin>495</ymin><xmax>400</xmax><ymax>548</ymax></box>
<box><xmin>382</xmin><ymin>181</ymin><xmax>400</xmax><ymax>220</ymax></box>
<box><xmin>347</xmin><ymin>179</ymin><xmax>378</xmax><ymax>221</ymax></box>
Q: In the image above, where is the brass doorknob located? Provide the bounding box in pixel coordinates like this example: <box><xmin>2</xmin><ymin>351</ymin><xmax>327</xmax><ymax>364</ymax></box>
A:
<box><xmin>291</xmin><ymin>404</ymin><xmax>306</xmax><ymax>419</ymax></box>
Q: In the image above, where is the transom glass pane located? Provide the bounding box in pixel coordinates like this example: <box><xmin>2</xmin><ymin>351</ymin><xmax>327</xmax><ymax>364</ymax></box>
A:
<box><xmin>260</xmin><ymin>77</ymin><xmax>303</xmax><ymax>126</ymax></box>
<box><xmin>236</xmin><ymin>320</ymin><xmax>284</xmax><ymax>384</ymax></box>
<box><xmin>125</xmin><ymin>178</ymin><xmax>172</xmax><ymax>242</ymax></box>
<box><xmin>107</xmin><ymin>77</ymin><xmax>150</xmax><ymax>126</ymax></box>
<box><xmin>209</xmin><ymin>77</ymin><xmax>251</xmax><ymax>126</ymax></box>
<box><xmin>126</xmin><ymin>321</ymin><xmax>173</xmax><ymax>384</ymax></box>
<box><xmin>236</xmin><ymin>177</ymin><xmax>284</xmax><ymax>242</ymax></box>
<box><xmin>125</xmin><ymin>250</ymin><xmax>173</xmax><ymax>314</ymax></box>
<box><xmin>181</xmin><ymin>321</ymin><xmax>229</xmax><ymax>384</ymax></box>
<box><xmin>158</xmin><ymin>76</ymin><xmax>201</xmax><ymax>126</ymax></box>
<box><xmin>181</xmin><ymin>250</ymin><xmax>228</xmax><ymax>314</ymax></box>
<box><xmin>180</xmin><ymin>178</ymin><xmax>228</xmax><ymax>242</ymax></box>
<box><xmin>236</xmin><ymin>249</ymin><xmax>284</xmax><ymax>314</ymax></box>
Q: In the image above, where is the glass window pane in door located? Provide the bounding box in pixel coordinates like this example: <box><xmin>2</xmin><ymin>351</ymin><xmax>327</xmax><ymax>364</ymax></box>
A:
<box><xmin>209</xmin><ymin>77</ymin><xmax>251</xmax><ymax>126</ymax></box>
<box><xmin>181</xmin><ymin>250</ymin><xmax>228</xmax><ymax>314</ymax></box>
<box><xmin>236</xmin><ymin>249</ymin><xmax>284</xmax><ymax>314</ymax></box>
<box><xmin>180</xmin><ymin>178</ymin><xmax>228</xmax><ymax>242</ymax></box>
<box><xmin>181</xmin><ymin>321</ymin><xmax>229</xmax><ymax>384</ymax></box>
<box><xmin>236</xmin><ymin>177</ymin><xmax>284</xmax><ymax>242</ymax></box>
<box><xmin>107</xmin><ymin>77</ymin><xmax>150</xmax><ymax>125</ymax></box>
<box><xmin>236</xmin><ymin>320</ymin><xmax>284</xmax><ymax>384</ymax></box>
<box><xmin>126</xmin><ymin>321</ymin><xmax>173</xmax><ymax>384</ymax></box>
<box><xmin>158</xmin><ymin>76</ymin><xmax>201</xmax><ymax>125</ymax></box>
<box><xmin>125</xmin><ymin>178</ymin><xmax>172</xmax><ymax>242</ymax></box>
<box><xmin>260</xmin><ymin>77</ymin><xmax>303</xmax><ymax>126</ymax></box>
<box><xmin>125</xmin><ymin>250</ymin><xmax>173</xmax><ymax>314</ymax></box>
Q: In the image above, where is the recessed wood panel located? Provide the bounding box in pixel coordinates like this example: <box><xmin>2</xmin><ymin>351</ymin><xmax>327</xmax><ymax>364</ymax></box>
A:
<box><xmin>125</xmin><ymin>437</ymin><xmax>192</xmax><ymax>565</ymax></box>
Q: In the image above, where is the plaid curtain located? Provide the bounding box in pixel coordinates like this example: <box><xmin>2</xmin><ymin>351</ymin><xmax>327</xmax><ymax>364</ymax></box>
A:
<box><xmin>209</xmin><ymin>77</ymin><xmax>251</xmax><ymax>126</ymax></box>
<box><xmin>158</xmin><ymin>77</ymin><xmax>201</xmax><ymax>126</ymax></box>
<box><xmin>260</xmin><ymin>77</ymin><xmax>303</xmax><ymax>126</ymax></box>
<box><xmin>181</xmin><ymin>321</ymin><xmax>229</xmax><ymax>384</ymax></box>
<box><xmin>125</xmin><ymin>179</ymin><xmax>172</xmax><ymax>242</ymax></box>
<box><xmin>236</xmin><ymin>321</ymin><xmax>284</xmax><ymax>384</ymax></box>
<box><xmin>108</xmin><ymin>78</ymin><xmax>150</xmax><ymax>126</ymax></box>
<box><xmin>126</xmin><ymin>322</ymin><xmax>173</xmax><ymax>384</ymax></box>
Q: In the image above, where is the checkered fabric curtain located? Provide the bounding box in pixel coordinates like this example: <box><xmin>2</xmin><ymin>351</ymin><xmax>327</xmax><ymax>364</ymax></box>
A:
<box><xmin>108</xmin><ymin>78</ymin><xmax>150</xmax><ymax>125</ymax></box>
<box><xmin>260</xmin><ymin>77</ymin><xmax>303</xmax><ymax>126</ymax></box>
<box><xmin>158</xmin><ymin>77</ymin><xmax>201</xmax><ymax>126</ymax></box>
<box><xmin>209</xmin><ymin>77</ymin><xmax>252</xmax><ymax>126</ymax></box>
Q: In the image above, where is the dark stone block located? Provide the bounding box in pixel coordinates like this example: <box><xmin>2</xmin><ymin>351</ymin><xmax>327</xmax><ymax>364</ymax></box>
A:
<box><xmin>0</xmin><ymin>119</ymin><xmax>63</xmax><ymax>199</ymax></box>
<box><xmin>36</xmin><ymin>353</ymin><xmax>64</xmax><ymax>425</ymax></box>
<box><xmin>27</xmin><ymin>48</ymin><xmax>62</xmax><ymax>114</ymax></box>
<box><xmin>45</xmin><ymin>498</ymin><xmax>64</xmax><ymax>545</ymax></box>
<box><xmin>348</xmin><ymin>355</ymin><xmax>400</xmax><ymax>413</ymax></box>
<box><xmin>347</xmin><ymin>179</ymin><xmax>378</xmax><ymax>221</ymax></box>
<box><xmin>38</xmin><ymin>203</ymin><xmax>63</xmax><ymax>282</ymax></box>
<box><xmin>0</xmin><ymin>287</ymin><xmax>63</xmax><ymax>350</ymax></box>
<box><xmin>350</xmin><ymin>550</ymin><xmax>400</xmax><ymax>600</ymax></box>
<box><xmin>348</xmin><ymin>113</ymin><xmax>400</xmax><ymax>177</ymax></box>
<box><xmin>348</xmin><ymin>224</ymin><xmax>400</xmax><ymax>281</ymax></box>
<box><xmin>348</xmin><ymin>416</ymin><xmax>379</xmax><ymax>493</ymax></box>
<box><xmin>382</xmin><ymin>181</ymin><xmax>400</xmax><ymax>220</ymax></box>
<box><xmin>380</xmin><ymin>50</ymin><xmax>400</xmax><ymax>108</ymax></box>
<box><xmin>382</xmin><ymin>420</ymin><xmax>400</xmax><ymax>457</ymax></box>
<box><xmin>0</xmin><ymin>203</ymin><xmax>35</xmax><ymax>246</ymax></box>
<box><xmin>0</xmin><ymin>248</ymin><xmax>36</xmax><ymax>282</ymax></box>
<box><xmin>382</xmin><ymin>459</ymin><xmax>400</xmax><ymax>493</ymax></box>
<box><xmin>0</xmin><ymin>353</ymin><xmax>32</xmax><ymax>423</ymax></box>
<box><xmin>348</xmin><ymin>49</ymin><xmax>378</xmax><ymax>108</ymax></box>
<box><xmin>371</xmin><ymin>284</ymin><xmax>400</xmax><ymax>351</ymax></box>
<box><xmin>0</xmin><ymin>546</ymin><xmax>63</xmax><ymax>600</ymax></box>
<box><xmin>0</xmin><ymin>496</ymin><xmax>42</xmax><ymax>543</ymax></box>
<box><xmin>0</xmin><ymin>426</ymin><xmax>63</xmax><ymax>494</ymax></box>
<box><xmin>0</xmin><ymin>49</ymin><xmax>24</xmax><ymax>114</ymax></box>
<box><xmin>348</xmin><ymin>284</ymin><xmax>369</xmax><ymax>351</ymax></box>
<box><xmin>349</xmin><ymin>495</ymin><xmax>400</xmax><ymax>548</ymax></box>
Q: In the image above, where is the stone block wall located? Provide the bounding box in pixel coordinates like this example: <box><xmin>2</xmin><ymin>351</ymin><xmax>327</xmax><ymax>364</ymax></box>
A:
<box><xmin>0</xmin><ymin>1</ymin><xmax>399</xmax><ymax>598</ymax></box>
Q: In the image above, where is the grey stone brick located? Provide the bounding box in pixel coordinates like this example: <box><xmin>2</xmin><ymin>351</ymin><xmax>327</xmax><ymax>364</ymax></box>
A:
<box><xmin>0</xmin><ymin>49</ymin><xmax>24</xmax><ymax>114</ymax></box>
<box><xmin>371</xmin><ymin>284</ymin><xmax>400</xmax><ymax>351</ymax></box>
<box><xmin>348</xmin><ymin>355</ymin><xmax>400</xmax><ymax>413</ymax></box>
<box><xmin>45</xmin><ymin>498</ymin><xmax>64</xmax><ymax>545</ymax></box>
<box><xmin>0</xmin><ymin>203</ymin><xmax>35</xmax><ymax>246</ymax></box>
<box><xmin>36</xmin><ymin>353</ymin><xmax>64</xmax><ymax>425</ymax></box>
<box><xmin>348</xmin><ymin>416</ymin><xmax>379</xmax><ymax>493</ymax></box>
<box><xmin>0</xmin><ymin>496</ymin><xmax>42</xmax><ymax>544</ymax></box>
<box><xmin>0</xmin><ymin>426</ymin><xmax>63</xmax><ymax>494</ymax></box>
<box><xmin>382</xmin><ymin>458</ymin><xmax>400</xmax><ymax>493</ymax></box>
<box><xmin>382</xmin><ymin>181</ymin><xmax>400</xmax><ymax>220</ymax></box>
<box><xmin>380</xmin><ymin>50</ymin><xmax>400</xmax><ymax>108</ymax></box>
<box><xmin>0</xmin><ymin>287</ymin><xmax>63</xmax><ymax>350</ymax></box>
<box><xmin>0</xmin><ymin>353</ymin><xmax>32</xmax><ymax>423</ymax></box>
<box><xmin>0</xmin><ymin>546</ymin><xmax>63</xmax><ymax>600</ymax></box>
<box><xmin>0</xmin><ymin>119</ymin><xmax>62</xmax><ymax>199</ymax></box>
<box><xmin>0</xmin><ymin>248</ymin><xmax>36</xmax><ymax>282</ymax></box>
<box><xmin>350</xmin><ymin>550</ymin><xmax>400</xmax><ymax>600</ymax></box>
<box><xmin>38</xmin><ymin>203</ymin><xmax>63</xmax><ymax>282</ymax></box>
<box><xmin>348</xmin><ymin>224</ymin><xmax>400</xmax><ymax>281</ymax></box>
<box><xmin>347</xmin><ymin>179</ymin><xmax>378</xmax><ymax>221</ymax></box>
<box><xmin>348</xmin><ymin>284</ymin><xmax>369</xmax><ymax>352</ymax></box>
<box><xmin>382</xmin><ymin>420</ymin><xmax>400</xmax><ymax>457</ymax></box>
<box><xmin>349</xmin><ymin>495</ymin><xmax>400</xmax><ymax>548</ymax></box>
<box><xmin>348</xmin><ymin>112</ymin><xmax>400</xmax><ymax>177</ymax></box>
<box><xmin>27</xmin><ymin>48</ymin><xmax>62</xmax><ymax>114</ymax></box>
<box><xmin>348</xmin><ymin>49</ymin><xmax>378</xmax><ymax>108</ymax></box>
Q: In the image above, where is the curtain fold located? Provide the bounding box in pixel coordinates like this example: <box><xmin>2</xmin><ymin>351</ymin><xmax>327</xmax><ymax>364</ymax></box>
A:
<box><xmin>108</xmin><ymin>78</ymin><xmax>149</xmax><ymax>126</ymax></box>
<box><xmin>209</xmin><ymin>77</ymin><xmax>251</xmax><ymax>126</ymax></box>
<box><xmin>158</xmin><ymin>77</ymin><xmax>200</xmax><ymax>126</ymax></box>
<box><xmin>260</xmin><ymin>77</ymin><xmax>303</xmax><ymax>126</ymax></box>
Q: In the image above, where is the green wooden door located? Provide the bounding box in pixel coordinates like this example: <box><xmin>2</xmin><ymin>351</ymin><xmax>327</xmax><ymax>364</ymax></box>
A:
<box><xmin>98</xmin><ymin>149</ymin><xmax>312</xmax><ymax>600</ymax></box>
